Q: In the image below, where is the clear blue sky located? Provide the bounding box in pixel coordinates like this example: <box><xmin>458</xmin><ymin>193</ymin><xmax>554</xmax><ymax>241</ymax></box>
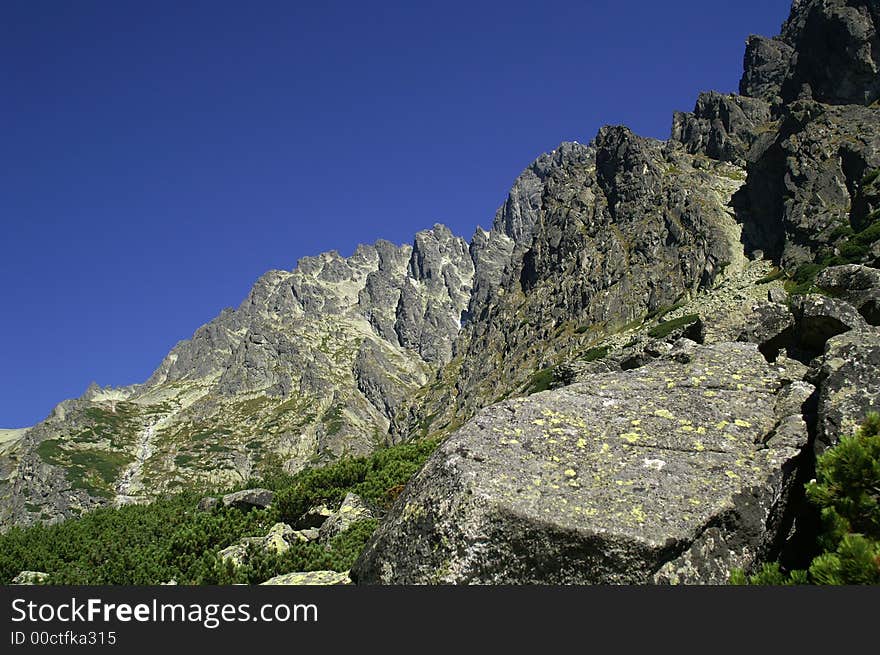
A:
<box><xmin>1</xmin><ymin>0</ymin><xmax>792</xmax><ymax>427</ymax></box>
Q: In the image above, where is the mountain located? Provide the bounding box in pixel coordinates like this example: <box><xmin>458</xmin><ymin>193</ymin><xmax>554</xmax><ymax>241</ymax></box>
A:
<box><xmin>1</xmin><ymin>227</ymin><xmax>475</xmax><ymax>526</ymax></box>
<box><xmin>2</xmin><ymin>0</ymin><xmax>879</xmax><ymax>585</ymax></box>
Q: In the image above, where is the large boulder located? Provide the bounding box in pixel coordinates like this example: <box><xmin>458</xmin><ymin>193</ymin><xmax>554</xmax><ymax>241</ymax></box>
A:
<box><xmin>816</xmin><ymin>265</ymin><xmax>880</xmax><ymax>326</ymax></box>
<box><xmin>353</xmin><ymin>343</ymin><xmax>813</xmax><ymax>584</ymax></box>
<box><xmin>813</xmin><ymin>327</ymin><xmax>880</xmax><ymax>453</ymax></box>
<box><xmin>791</xmin><ymin>294</ymin><xmax>869</xmax><ymax>353</ymax></box>
<box><xmin>221</xmin><ymin>488</ymin><xmax>275</xmax><ymax>511</ymax></box>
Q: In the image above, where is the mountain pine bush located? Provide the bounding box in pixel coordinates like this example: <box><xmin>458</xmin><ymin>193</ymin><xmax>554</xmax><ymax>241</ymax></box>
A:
<box><xmin>0</xmin><ymin>437</ymin><xmax>439</xmax><ymax>584</ymax></box>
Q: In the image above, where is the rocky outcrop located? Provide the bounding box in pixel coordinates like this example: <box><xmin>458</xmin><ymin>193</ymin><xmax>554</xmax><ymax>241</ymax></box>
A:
<box><xmin>816</xmin><ymin>264</ymin><xmax>880</xmax><ymax>324</ymax></box>
<box><xmin>218</xmin><ymin>522</ymin><xmax>307</xmax><ymax>567</ymax></box>
<box><xmin>734</xmin><ymin>102</ymin><xmax>880</xmax><ymax>267</ymax></box>
<box><xmin>0</xmin><ymin>226</ymin><xmax>472</xmax><ymax>527</ymax></box>
<box><xmin>791</xmin><ymin>294</ymin><xmax>869</xmax><ymax>352</ymax></box>
<box><xmin>672</xmin><ymin>92</ymin><xmax>773</xmax><ymax>166</ymax></box>
<box><xmin>354</xmin><ymin>343</ymin><xmax>813</xmax><ymax>584</ymax></box>
<box><xmin>261</xmin><ymin>570</ymin><xmax>351</xmax><ymax>585</ymax></box>
<box><xmin>397</xmin><ymin>126</ymin><xmax>750</xmax><ymax>440</ymax></box>
<box><xmin>222</xmin><ymin>488</ymin><xmax>275</xmax><ymax>511</ymax></box>
<box><xmin>741</xmin><ymin>0</ymin><xmax>880</xmax><ymax>106</ymax></box>
<box><xmin>813</xmin><ymin>326</ymin><xmax>880</xmax><ymax>453</ymax></box>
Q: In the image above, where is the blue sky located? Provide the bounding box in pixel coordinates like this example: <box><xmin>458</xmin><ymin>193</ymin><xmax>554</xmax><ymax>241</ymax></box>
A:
<box><xmin>1</xmin><ymin>0</ymin><xmax>792</xmax><ymax>427</ymax></box>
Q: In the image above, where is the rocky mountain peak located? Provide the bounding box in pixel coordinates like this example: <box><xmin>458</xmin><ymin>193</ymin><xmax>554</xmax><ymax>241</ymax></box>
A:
<box><xmin>741</xmin><ymin>0</ymin><xmax>880</xmax><ymax>106</ymax></box>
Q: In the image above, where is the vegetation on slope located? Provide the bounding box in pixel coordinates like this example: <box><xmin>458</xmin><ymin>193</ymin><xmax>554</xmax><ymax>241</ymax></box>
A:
<box><xmin>731</xmin><ymin>413</ymin><xmax>880</xmax><ymax>585</ymax></box>
<box><xmin>0</xmin><ymin>438</ymin><xmax>439</xmax><ymax>584</ymax></box>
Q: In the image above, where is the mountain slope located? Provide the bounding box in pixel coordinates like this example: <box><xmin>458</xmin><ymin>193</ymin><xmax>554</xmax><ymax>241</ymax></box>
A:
<box><xmin>2</xmin><ymin>0</ymin><xmax>879</xmax><ymax>540</ymax></box>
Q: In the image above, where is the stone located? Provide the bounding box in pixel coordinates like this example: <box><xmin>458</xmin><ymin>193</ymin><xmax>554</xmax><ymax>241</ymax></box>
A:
<box><xmin>11</xmin><ymin>571</ymin><xmax>50</xmax><ymax>585</ymax></box>
<box><xmin>813</xmin><ymin>327</ymin><xmax>880</xmax><ymax>453</ymax></box>
<box><xmin>221</xmin><ymin>488</ymin><xmax>275</xmax><ymax>511</ymax></box>
<box><xmin>768</xmin><ymin>288</ymin><xmax>787</xmax><ymax>304</ymax></box>
<box><xmin>353</xmin><ymin>343</ymin><xmax>811</xmax><ymax>584</ymax></box>
<box><xmin>739</xmin><ymin>35</ymin><xmax>794</xmax><ymax>103</ymax></box>
<box><xmin>319</xmin><ymin>493</ymin><xmax>374</xmax><ymax>543</ymax></box>
<box><xmin>218</xmin><ymin>543</ymin><xmax>249</xmax><ymax>567</ymax></box>
<box><xmin>671</xmin><ymin>91</ymin><xmax>772</xmax><ymax>165</ymax></box>
<box><xmin>792</xmin><ymin>294</ymin><xmax>869</xmax><ymax>353</ymax></box>
<box><xmin>816</xmin><ymin>265</ymin><xmax>880</xmax><ymax>326</ymax></box>
<box><xmin>260</xmin><ymin>570</ymin><xmax>352</xmax><ymax>585</ymax></box>
<box><xmin>737</xmin><ymin>301</ymin><xmax>795</xmax><ymax>360</ymax></box>
<box><xmin>290</xmin><ymin>528</ymin><xmax>320</xmax><ymax>543</ymax></box>
<box><xmin>297</xmin><ymin>504</ymin><xmax>335</xmax><ymax>529</ymax></box>
<box><xmin>263</xmin><ymin>522</ymin><xmax>296</xmax><ymax>554</ymax></box>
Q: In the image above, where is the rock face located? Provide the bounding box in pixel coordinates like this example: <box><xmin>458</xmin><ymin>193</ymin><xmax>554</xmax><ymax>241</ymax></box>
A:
<box><xmin>397</xmin><ymin>126</ymin><xmax>750</xmax><ymax>440</ymax></box>
<box><xmin>740</xmin><ymin>0</ymin><xmax>880</xmax><ymax>106</ymax></box>
<box><xmin>353</xmin><ymin>344</ymin><xmax>812</xmax><ymax>584</ymax></box>
<box><xmin>733</xmin><ymin>102</ymin><xmax>880</xmax><ymax>267</ymax></box>
<box><xmin>0</xmin><ymin>226</ymin><xmax>474</xmax><ymax>528</ymax></box>
<box><xmin>816</xmin><ymin>264</ymin><xmax>880</xmax><ymax>325</ymax></box>
<box><xmin>671</xmin><ymin>92</ymin><xmax>772</xmax><ymax>166</ymax></box>
<box><xmin>813</xmin><ymin>327</ymin><xmax>880</xmax><ymax>453</ymax></box>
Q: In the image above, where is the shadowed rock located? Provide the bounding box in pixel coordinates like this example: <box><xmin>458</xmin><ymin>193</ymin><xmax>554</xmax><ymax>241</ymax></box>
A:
<box><xmin>222</xmin><ymin>488</ymin><xmax>275</xmax><ymax>511</ymax></box>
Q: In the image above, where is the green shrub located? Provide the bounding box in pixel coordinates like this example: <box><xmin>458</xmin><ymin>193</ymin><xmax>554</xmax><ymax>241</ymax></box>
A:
<box><xmin>754</xmin><ymin>267</ymin><xmax>786</xmax><ymax>285</ymax></box>
<box><xmin>0</xmin><ymin>438</ymin><xmax>441</xmax><ymax>585</ymax></box>
<box><xmin>524</xmin><ymin>367</ymin><xmax>555</xmax><ymax>395</ymax></box>
<box><xmin>580</xmin><ymin>346</ymin><xmax>610</xmax><ymax>362</ymax></box>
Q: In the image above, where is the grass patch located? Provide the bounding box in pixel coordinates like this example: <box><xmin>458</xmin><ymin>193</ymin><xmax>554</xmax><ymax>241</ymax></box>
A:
<box><xmin>524</xmin><ymin>367</ymin><xmax>555</xmax><ymax>395</ymax></box>
<box><xmin>580</xmin><ymin>346</ymin><xmax>610</xmax><ymax>362</ymax></box>
<box><xmin>648</xmin><ymin>314</ymin><xmax>700</xmax><ymax>339</ymax></box>
<box><xmin>755</xmin><ymin>267</ymin><xmax>786</xmax><ymax>285</ymax></box>
<box><xmin>322</xmin><ymin>405</ymin><xmax>345</xmax><ymax>436</ymax></box>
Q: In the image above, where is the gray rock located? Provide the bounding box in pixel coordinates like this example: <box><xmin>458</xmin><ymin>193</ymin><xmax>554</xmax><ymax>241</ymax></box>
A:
<box><xmin>11</xmin><ymin>571</ymin><xmax>50</xmax><ymax>585</ymax></box>
<box><xmin>319</xmin><ymin>493</ymin><xmax>374</xmax><ymax>543</ymax></box>
<box><xmin>671</xmin><ymin>92</ymin><xmax>772</xmax><ymax>165</ymax></box>
<box><xmin>768</xmin><ymin>287</ymin><xmax>788</xmax><ymax>304</ymax></box>
<box><xmin>737</xmin><ymin>301</ymin><xmax>795</xmax><ymax>359</ymax></box>
<box><xmin>290</xmin><ymin>528</ymin><xmax>320</xmax><ymax>543</ymax></box>
<box><xmin>354</xmin><ymin>343</ymin><xmax>811</xmax><ymax>584</ymax></box>
<box><xmin>779</xmin><ymin>0</ymin><xmax>880</xmax><ymax>105</ymax></box>
<box><xmin>218</xmin><ymin>543</ymin><xmax>249</xmax><ymax>567</ymax></box>
<box><xmin>736</xmin><ymin>103</ymin><xmax>880</xmax><ymax>267</ymax></box>
<box><xmin>741</xmin><ymin>0</ymin><xmax>880</xmax><ymax>106</ymax></box>
<box><xmin>792</xmin><ymin>294</ymin><xmax>869</xmax><ymax>353</ymax></box>
<box><xmin>816</xmin><ymin>265</ymin><xmax>880</xmax><ymax>325</ymax></box>
<box><xmin>740</xmin><ymin>35</ymin><xmax>795</xmax><ymax>103</ymax></box>
<box><xmin>260</xmin><ymin>570</ymin><xmax>351</xmax><ymax>585</ymax></box>
<box><xmin>222</xmin><ymin>488</ymin><xmax>275</xmax><ymax>511</ymax></box>
<box><xmin>814</xmin><ymin>327</ymin><xmax>880</xmax><ymax>453</ymax></box>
